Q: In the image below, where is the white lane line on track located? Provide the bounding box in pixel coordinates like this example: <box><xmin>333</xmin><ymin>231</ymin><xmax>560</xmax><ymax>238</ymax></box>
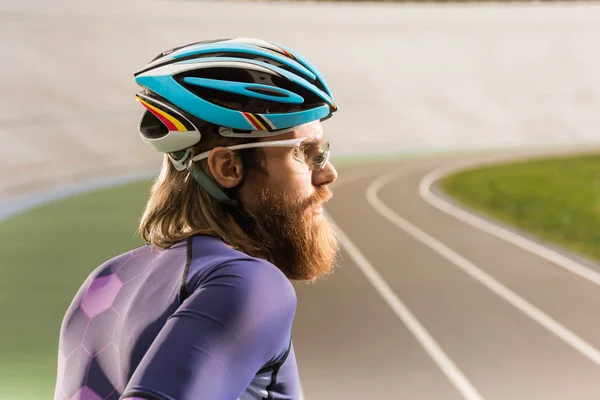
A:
<box><xmin>329</xmin><ymin>217</ymin><xmax>484</xmax><ymax>400</ymax></box>
<box><xmin>419</xmin><ymin>164</ymin><xmax>600</xmax><ymax>288</ymax></box>
<box><xmin>368</xmin><ymin>171</ymin><xmax>600</xmax><ymax>367</ymax></box>
<box><xmin>332</xmin><ymin>164</ymin><xmax>484</xmax><ymax>399</ymax></box>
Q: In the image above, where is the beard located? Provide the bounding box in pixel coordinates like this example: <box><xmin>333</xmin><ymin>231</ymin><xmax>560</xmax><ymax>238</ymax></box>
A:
<box><xmin>244</xmin><ymin>184</ymin><xmax>340</xmax><ymax>282</ymax></box>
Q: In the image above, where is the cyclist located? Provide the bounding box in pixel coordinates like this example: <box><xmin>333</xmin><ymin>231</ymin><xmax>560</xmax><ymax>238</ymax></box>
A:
<box><xmin>55</xmin><ymin>38</ymin><xmax>340</xmax><ymax>400</ymax></box>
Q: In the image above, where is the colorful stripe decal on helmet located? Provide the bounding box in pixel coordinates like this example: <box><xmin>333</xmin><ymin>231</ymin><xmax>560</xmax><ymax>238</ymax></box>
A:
<box><xmin>276</xmin><ymin>46</ymin><xmax>295</xmax><ymax>60</ymax></box>
<box><xmin>135</xmin><ymin>96</ymin><xmax>189</xmax><ymax>132</ymax></box>
<box><xmin>259</xmin><ymin>114</ymin><xmax>276</xmax><ymax>130</ymax></box>
<box><xmin>242</xmin><ymin>112</ymin><xmax>267</xmax><ymax>130</ymax></box>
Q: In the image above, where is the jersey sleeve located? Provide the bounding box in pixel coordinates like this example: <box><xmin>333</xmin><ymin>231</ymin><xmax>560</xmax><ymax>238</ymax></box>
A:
<box><xmin>120</xmin><ymin>258</ymin><xmax>297</xmax><ymax>400</ymax></box>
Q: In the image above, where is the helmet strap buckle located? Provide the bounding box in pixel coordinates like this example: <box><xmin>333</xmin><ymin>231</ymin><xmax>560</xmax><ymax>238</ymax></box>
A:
<box><xmin>167</xmin><ymin>148</ymin><xmax>193</xmax><ymax>171</ymax></box>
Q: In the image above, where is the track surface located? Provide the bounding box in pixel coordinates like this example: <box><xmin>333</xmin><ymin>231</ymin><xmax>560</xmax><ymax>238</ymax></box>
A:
<box><xmin>292</xmin><ymin>152</ymin><xmax>600</xmax><ymax>400</ymax></box>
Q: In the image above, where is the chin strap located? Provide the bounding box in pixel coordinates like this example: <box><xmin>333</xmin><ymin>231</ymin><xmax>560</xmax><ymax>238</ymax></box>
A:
<box><xmin>170</xmin><ymin>150</ymin><xmax>255</xmax><ymax>234</ymax></box>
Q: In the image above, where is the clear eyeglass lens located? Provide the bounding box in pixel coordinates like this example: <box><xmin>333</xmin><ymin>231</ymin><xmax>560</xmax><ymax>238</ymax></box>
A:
<box><xmin>307</xmin><ymin>142</ymin><xmax>330</xmax><ymax>171</ymax></box>
<box><xmin>292</xmin><ymin>140</ymin><xmax>331</xmax><ymax>171</ymax></box>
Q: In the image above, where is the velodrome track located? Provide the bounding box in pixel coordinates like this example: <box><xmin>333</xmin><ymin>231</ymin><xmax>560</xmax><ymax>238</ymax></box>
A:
<box><xmin>293</xmin><ymin>147</ymin><xmax>600</xmax><ymax>400</ymax></box>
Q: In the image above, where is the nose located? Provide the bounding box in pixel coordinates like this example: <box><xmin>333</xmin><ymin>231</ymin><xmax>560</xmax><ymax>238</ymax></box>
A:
<box><xmin>313</xmin><ymin>160</ymin><xmax>337</xmax><ymax>187</ymax></box>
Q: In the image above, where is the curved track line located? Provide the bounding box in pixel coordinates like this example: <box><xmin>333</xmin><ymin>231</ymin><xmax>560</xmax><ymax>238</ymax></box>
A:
<box><xmin>329</xmin><ymin>167</ymin><xmax>484</xmax><ymax>400</ymax></box>
<box><xmin>367</xmin><ymin>170</ymin><xmax>600</xmax><ymax>367</ymax></box>
<box><xmin>419</xmin><ymin>163</ymin><xmax>600</xmax><ymax>288</ymax></box>
<box><xmin>330</xmin><ymin>220</ymin><xmax>484</xmax><ymax>400</ymax></box>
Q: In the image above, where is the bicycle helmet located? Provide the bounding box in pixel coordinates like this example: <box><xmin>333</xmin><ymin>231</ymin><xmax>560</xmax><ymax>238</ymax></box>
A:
<box><xmin>133</xmin><ymin>37</ymin><xmax>338</xmax><ymax>154</ymax></box>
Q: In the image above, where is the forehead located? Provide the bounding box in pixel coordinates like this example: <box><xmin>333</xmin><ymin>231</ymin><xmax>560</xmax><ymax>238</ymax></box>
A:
<box><xmin>292</xmin><ymin>121</ymin><xmax>324</xmax><ymax>142</ymax></box>
<box><xmin>262</xmin><ymin>121</ymin><xmax>323</xmax><ymax>143</ymax></box>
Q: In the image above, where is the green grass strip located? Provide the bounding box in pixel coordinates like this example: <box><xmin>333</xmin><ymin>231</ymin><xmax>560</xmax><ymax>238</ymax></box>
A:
<box><xmin>0</xmin><ymin>180</ymin><xmax>152</xmax><ymax>399</ymax></box>
<box><xmin>440</xmin><ymin>153</ymin><xmax>600</xmax><ymax>261</ymax></box>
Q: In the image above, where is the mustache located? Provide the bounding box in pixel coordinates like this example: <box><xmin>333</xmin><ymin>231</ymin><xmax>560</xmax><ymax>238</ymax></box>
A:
<box><xmin>302</xmin><ymin>185</ymin><xmax>333</xmax><ymax>211</ymax></box>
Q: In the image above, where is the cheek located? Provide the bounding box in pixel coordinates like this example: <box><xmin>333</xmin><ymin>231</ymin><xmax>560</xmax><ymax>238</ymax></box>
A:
<box><xmin>270</xmin><ymin>156</ymin><xmax>311</xmax><ymax>185</ymax></box>
<box><xmin>268</xmin><ymin>166</ymin><xmax>314</xmax><ymax>203</ymax></box>
<box><xmin>254</xmin><ymin>153</ymin><xmax>314</xmax><ymax>199</ymax></box>
<box><xmin>285</xmin><ymin>158</ymin><xmax>313</xmax><ymax>198</ymax></box>
<box><xmin>238</xmin><ymin>179</ymin><xmax>259</xmax><ymax>212</ymax></box>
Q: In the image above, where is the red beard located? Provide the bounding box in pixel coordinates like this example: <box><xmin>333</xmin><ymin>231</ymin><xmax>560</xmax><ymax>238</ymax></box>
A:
<box><xmin>246</xmin><ymin>184</ymin><xmax>340</xmax><ymax>281</ymax></box>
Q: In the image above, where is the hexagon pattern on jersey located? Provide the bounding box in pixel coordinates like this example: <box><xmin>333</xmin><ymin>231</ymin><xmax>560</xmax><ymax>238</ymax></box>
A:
<box><xmin>80</xmin><ymin>274</ymin><xmax>123</xmax><ymax>318</ymax></box>
<box><xmin>71</xmin><ymin>386</ymin><xmax>103</xmax><ymax>400</ymax></box>
<box><xmin>57</xmin><ymin>247</ymin><xmax>156</xmax><ymax>400</ymax></box>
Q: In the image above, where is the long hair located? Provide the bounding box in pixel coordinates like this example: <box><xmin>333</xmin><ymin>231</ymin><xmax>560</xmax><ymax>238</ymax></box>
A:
<box><xmin>138</xmin><ymin>125</ymin><xmax>267</xmax><ymax>256</ymax></box>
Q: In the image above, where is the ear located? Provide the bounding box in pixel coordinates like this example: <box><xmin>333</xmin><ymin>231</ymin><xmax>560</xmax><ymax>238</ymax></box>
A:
<box><xmin>206</xmin><ymin>147</ymin><xmax>244</xmax><ymax>188</ymax></box>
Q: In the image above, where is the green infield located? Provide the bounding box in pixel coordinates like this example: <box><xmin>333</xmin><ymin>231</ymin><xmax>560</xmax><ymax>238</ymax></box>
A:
<box><xmin>440</xmin><ymin>153</ymin><xmax>600</xmax><ymax>262</ymax></box>
<box><xmin>0</xmin><ymin>180</ymin><xmax>153</xmax><ymax>399</ymax></box>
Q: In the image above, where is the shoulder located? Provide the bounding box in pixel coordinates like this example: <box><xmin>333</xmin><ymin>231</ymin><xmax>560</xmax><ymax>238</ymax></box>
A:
<box><xmin>186</xmin><ymin>235</ymin><xmax>297</xmax><ymax>308</ymax></box>
<box><xmin>86</xmin><ymin>244</ymin><xmax>153</xmax><ymax>281</ymax></box>
<box><xmin>180</xmin><ymin>236</ymin><xmax>296</xmax><ymax>364</ymax></box>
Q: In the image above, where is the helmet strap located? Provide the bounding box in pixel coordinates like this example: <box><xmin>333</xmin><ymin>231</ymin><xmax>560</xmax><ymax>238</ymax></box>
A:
<box><xmin>168</xmin><ymin>149</ymin><xmax>193</xmax><ymax>171</ymax></box>
<box><xmin>167</xmin><ymin>149</ymin><xmax>255</xmax><ymax>234</ymax></box>
<box><xmin>186</xmin><ymin>162</ymin><xmax>255</xmax><ymax>235</ymax></box>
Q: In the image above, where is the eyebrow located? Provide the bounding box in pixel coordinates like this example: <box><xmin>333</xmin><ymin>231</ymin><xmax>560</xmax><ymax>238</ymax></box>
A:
<box><xmin>300</xmin><ymin>137</ymin><xmax>323</xmax><ymax>149</ymax></box>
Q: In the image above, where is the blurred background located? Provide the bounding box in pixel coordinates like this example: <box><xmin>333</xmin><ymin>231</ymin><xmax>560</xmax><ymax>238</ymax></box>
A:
<box><xmin>3</xmin><ymin>0</ymin><xmax>600</xmax><ymax>398</ymax></box>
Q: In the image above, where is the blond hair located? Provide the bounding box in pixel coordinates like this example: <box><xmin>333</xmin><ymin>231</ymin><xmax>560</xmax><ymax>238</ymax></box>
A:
<box><xmin>139</xmin><ymin>132</ymin><xmax>266</xmax><ymax>256</ymax></box>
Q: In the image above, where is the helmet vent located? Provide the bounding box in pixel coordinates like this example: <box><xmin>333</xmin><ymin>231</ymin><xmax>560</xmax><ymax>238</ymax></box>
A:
<box><xmin>177</xmin><ymin>66</ymin><xmax>253</xmax><ymax>84</ymax></box>
<box><xmin>140</xmin><ymin>111</ymin><xmax>169</xmax><ymax>138</ymax></box>
<box><xmin>246</xmin><ymin>87</ymin><xmax>288</xmax><ymax>98</ymax></box>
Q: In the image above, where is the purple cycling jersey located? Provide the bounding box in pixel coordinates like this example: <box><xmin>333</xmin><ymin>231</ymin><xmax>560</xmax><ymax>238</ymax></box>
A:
<box><xmin>55</xmin><ymin>235</ymin><xmax>300</xmax><ymax>400</ymax></box>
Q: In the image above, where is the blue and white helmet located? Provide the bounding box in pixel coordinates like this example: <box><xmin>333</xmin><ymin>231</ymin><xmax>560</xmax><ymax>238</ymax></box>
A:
<box><xmin>133</xmin><ymin>38</ymin><xmax>338</xmax><ymax>154</ymax></box>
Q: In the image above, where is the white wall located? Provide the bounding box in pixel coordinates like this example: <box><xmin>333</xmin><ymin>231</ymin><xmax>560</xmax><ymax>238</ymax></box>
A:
<box><xmin>2</xmin><ymin>0</ymin><xmax>600</xmax><ymax>197</ymax></box>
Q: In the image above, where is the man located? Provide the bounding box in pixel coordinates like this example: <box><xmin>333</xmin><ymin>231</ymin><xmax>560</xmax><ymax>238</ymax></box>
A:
<box><xmin>55</xmin><ymin>38</ymin><xmax>340</xmax><ymax>400</ymax></box>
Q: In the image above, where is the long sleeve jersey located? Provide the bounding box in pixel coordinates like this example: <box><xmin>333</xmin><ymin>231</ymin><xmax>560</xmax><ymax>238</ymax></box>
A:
<box><xmin>55</xmin><ymin>235</ymin><xmax>300</xmax><ymax>400</ymax></box>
